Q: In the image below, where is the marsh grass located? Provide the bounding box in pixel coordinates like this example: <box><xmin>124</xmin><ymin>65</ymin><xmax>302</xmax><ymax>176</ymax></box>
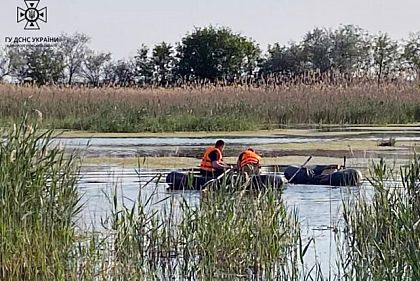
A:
<box><xmin>337</xmin><ymin>157</ymin><xmax>420</xmax><ymax>280</ymax></box>
<box><xmin>180</xmin><ymin>184</ymin><xmax>303</xmax><ymax>279</ymax></box>
<box><xmin>0</xmin><ymin>117</ymin><xmax>81</xmax><ymax>280</ymax></box>
<box><xmin>1</xmin><ymin>82</ymin><xmax>420</xmax><ymax>132</ymax></box>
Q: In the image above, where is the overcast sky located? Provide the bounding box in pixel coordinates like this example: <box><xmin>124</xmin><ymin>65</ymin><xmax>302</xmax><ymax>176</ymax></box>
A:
<box><xmin>1</xmin><ymin>0</ymin><xmax>420</xmax><ymax>59</ymax></box>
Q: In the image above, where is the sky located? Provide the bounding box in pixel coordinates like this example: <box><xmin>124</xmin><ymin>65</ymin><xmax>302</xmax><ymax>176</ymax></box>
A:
<box><xmin>1</xmin><ymin>0</ymin><xmax>420</xmax><ymax>59</ymax></box>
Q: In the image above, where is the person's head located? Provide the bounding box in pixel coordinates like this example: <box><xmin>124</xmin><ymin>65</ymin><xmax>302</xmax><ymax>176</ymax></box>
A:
<box><xmin>246</xmin><ymin>148</ymin><xmax>255</xmax><ymax>152</ymax></box>
<box><xmin>215</xmin><ymin>140</ymin><xmax>225</xmax><ymax>151</ymax></box>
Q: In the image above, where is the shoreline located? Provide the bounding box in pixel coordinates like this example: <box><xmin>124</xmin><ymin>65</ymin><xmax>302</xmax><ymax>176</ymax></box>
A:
<box><xmin>56</xmin><ymin>124</ymin><xmax>420</xmax><ymax>138</ymax></box>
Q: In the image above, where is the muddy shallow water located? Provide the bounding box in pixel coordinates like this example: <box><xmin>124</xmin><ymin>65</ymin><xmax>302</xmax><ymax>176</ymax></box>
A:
<box><xmin>57</xmin><ymin>136</ymin><xmax>332</xmax><ymax>157</ymax></box>
<box><xmin>56</xmin><ymin>134</ymin><xmax>420</xmax><ymax>159</ymax></box>
<box><xmin>70</xmin><ymin>130</ymin><xmax>415</xmax><ymax>275</ymax></box>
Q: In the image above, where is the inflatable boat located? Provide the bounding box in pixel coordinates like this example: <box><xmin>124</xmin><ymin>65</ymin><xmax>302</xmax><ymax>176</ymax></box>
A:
<box><xmin>284</xmin><ymin>165</ymin><xmax>362</xmax><ymax>186</ymax></box>
<box><xmin>166</xmin><ymin>171</ymin><xmax>285</xmax><ymax>190</ymax></box>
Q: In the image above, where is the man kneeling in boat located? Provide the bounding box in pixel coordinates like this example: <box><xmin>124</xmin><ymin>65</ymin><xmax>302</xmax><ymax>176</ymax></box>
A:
<box><xmin>237</xmin><ymin>148</ymin><xmax>262</xmax><ymax>176</ymax></box>
<box><xmin>200</xmin><ymin>140</ymin><xmax>230</xmax><ymax>178</ymax></box>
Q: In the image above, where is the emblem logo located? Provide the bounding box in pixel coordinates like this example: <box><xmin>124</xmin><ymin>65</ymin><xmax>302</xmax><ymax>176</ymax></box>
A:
<box><xmin>17</xmin><ymin>0</ymin><xmax>47</xmax><ymax>30</ymax></box>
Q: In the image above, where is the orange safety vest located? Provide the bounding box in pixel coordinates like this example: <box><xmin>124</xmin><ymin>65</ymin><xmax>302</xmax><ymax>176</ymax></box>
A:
<box><xmin>200</xmin><ymin>146</ymin><xmax>223</xmax><ymax>172</ymax></box>
<box><xmin>239</xmin><ymin>150</ymin><xmax>261</xmax><ymax>169</ymax></box>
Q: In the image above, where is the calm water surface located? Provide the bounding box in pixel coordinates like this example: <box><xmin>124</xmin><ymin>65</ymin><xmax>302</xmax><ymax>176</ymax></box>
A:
<box><xmin>71</xmin><ymin>136</ymin><xmax>379</xmax><ymax>275</ymax></box>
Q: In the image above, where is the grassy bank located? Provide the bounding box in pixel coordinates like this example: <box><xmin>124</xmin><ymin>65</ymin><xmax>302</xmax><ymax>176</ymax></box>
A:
<box><xmin>1</xmin><ymin>83</ymin><xmax>420</xmax><ymax>132</ymax></box>
<box><xmin>1</xmin><ymin>119</ymin><xmax>419</xmax><ymax>280</ymax></box>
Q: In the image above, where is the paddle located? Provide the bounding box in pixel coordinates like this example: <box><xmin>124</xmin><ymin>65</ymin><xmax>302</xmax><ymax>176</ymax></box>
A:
<box><xmin>202</xmin><ymin>168</ymin><xmax>233</xmax><ymax>190</ymax></box>
<box><xmin>287</xmin><ymin>156</ymin><xmax>313</xmax><ymax>183</ymax></box>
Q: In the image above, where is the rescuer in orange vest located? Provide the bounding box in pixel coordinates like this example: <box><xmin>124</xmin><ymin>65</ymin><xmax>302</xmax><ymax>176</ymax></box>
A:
<box><xmin>200</xmin><ymin>140</ymin><xmax>230</xmax><ymax>178</ymax></box>
<box><xmin>236</xmin><ymin>148</ymin><xmax>262</xmax><ymax>175</ymax></box>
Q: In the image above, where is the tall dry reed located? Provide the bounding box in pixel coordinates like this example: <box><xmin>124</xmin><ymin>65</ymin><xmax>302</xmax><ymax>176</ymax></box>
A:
<box><xmin>1</xmin><ymin>81</ymin><xmax>419</xmax><ymax>132</ymax></box>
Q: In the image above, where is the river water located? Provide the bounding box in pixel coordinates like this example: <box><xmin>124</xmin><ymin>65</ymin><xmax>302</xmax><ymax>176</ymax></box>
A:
<box><xmin>60</xmin><ymin>135</ymin><xmax>392</xmax><ymax>276</ymax></box>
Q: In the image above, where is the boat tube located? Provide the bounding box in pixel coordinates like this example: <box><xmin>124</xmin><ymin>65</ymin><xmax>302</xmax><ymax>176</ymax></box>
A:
<box><xmin>284</xmin><ymin>165</ymin><xmax>362</xmax><ymax>186</ymax></box>
<box><xmin>166</xmin><ymin>171</ymin><xmax>285</xmax><ymax>190</ymax></box>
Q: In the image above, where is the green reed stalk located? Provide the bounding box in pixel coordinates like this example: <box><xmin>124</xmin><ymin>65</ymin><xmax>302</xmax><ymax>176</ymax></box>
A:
<box><xmin>0</xmin><ymin>117</ymin><xmax>81</xmax><ymax>281</ymax></box>
<box><xmin>338</xmin><ymin>157</ymin><xmax>420</xmax><ymax>280</ymax></box>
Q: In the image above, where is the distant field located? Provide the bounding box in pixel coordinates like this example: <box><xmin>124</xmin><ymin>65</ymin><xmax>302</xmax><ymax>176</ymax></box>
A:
<box><xmin>1</xmin><ymin>83</ymin><xmax>420</xmax><ymax>132</ymax></box>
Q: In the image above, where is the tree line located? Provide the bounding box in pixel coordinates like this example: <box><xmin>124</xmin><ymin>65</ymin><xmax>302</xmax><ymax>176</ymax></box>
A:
<box><xmin>1</xmin><ymin>25</ymin><xmax>420</xmax><ymax>86</ymax></box>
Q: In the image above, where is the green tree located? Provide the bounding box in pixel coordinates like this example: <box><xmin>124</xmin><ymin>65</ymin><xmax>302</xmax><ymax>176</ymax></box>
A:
<box><xmin>6</xmin><ymin>47</ymin><xmax>29</xmax><ymax>82</ymax></box>
<box><xmin>330</xmin><ymin>25</ymin><xmax>371</xmax><ymax>75</ymax></box>
<box><xmin>240</xmin><ymin>38</ymin><xmax>261</xmax><ymax>77</ymax></box>
<box><xmin>261</xmin><ymin>43</ymin><xmax>305</xmax><ymax>75</ymax></box>
<box><xmin>403</xmin><ymin>32</ymin><xmax>420</xmax><ymax>82</ymax></box>
<box><xmin>176</xmin><ymin>26</ymin><xmax>260</xmax><ymax>81</ymax></box>
<box><xmin>134</xmin><ymin>45</ymin><xmax>154</xmax><ymax>85</ymax></box>
<box><xmin>81</xmin><ymin>50</ymin><xmax>111</xmax><ymax>86</ymax></box>
<box><xmin>372</xmin><ymin>33</ymin><xmax>399</xmax><ymax>84</ymax></box>
<box><xmin>103</xmin><ymin>59</ymin><xmax>136</xmax><ymax>86</ymax></box>
<box><xmin>0</xmin><ymin>48</ymin><xmax>11</xmax><ymax>81</ymax></box>
<box><xmin>152</xmin><ymin>42</ymin><xmax>175</xmax><ymax>85</ymax></box>
<box><xmin>58</xmin><ymin>33</ymin><xmax>90</xmax><ymax>84</ymax></box>
<box><xmin>30</xmin><ymin>48</ymin><xmax>65</xmax><ymax>85</ymax></box>
<box><xmin>8</xmin><ymin>47</ymin><xmax>64</xmax><ymax>85</ymax></box>
<box><xmin>301</xmin><ymin>28</ymin><xmax>333</xmax><ymax>73</ymax></box>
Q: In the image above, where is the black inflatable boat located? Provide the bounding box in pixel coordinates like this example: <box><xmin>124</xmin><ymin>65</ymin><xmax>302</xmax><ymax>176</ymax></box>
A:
<box><xmin>284</xmin><ymin>165</ymin><xmax>362</xmax><ymax>186</ymax></box>
<box><xmin>166</xmin><ymin>171</ymin><xmax>285</xmax><ymax>190</ymax></box>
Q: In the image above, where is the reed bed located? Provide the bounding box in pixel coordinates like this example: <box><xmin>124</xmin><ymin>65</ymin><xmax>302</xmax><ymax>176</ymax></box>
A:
<box><xmin>178</xmin><ymin>179</ymin><xmax>305</xmax><ymax>279</ymax></box>
<box><xmin>1</xmin><ymin>81</ymin><xmax>420</xmax><ymax>132</ymax></box>
<box><xmin>337</xmin><ymin>158</ymin><xmax>420</xmax><ymax>280</ymax></box>
<box><xmin>0</xmin><ymin>117</ymin><xmax>81</xmax><ymax>280</ymax></box>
